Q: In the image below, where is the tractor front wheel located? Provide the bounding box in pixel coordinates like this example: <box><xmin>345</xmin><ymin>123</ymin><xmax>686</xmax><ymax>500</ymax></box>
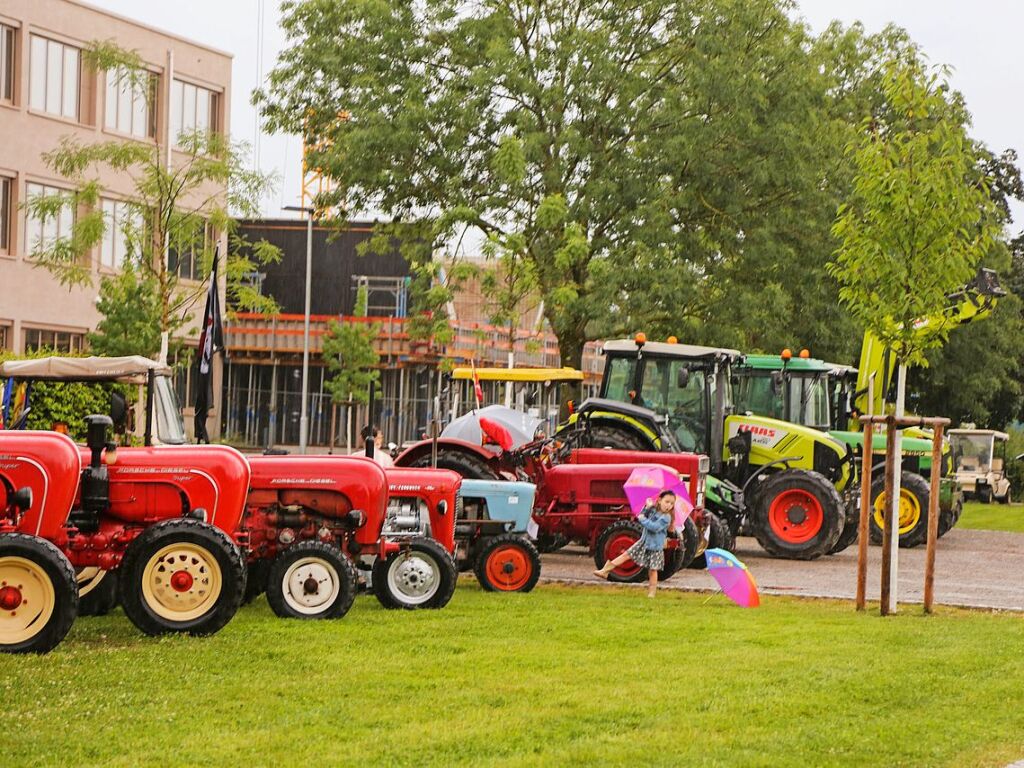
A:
<box><xmin>0</xmin><ymin>534</ymin><xmax>77</xmax><ymax>654</ymax></box>
<box><xmin>474</xmin><ymin>534</ymin><xmax>541</xmax><ymax>592</ymax></box>
<box><xmin>119</xmin><ymin>519</ymin><xmax>245</xmax><ymax>636</ymax></box>
<box><xmin>372</xmin><ymin>537</ymin><xmax>457</xmax><ymax>610</ymax></box>
<box><xmin>77</xmin><ymin>567</ymin><xmax>119</xmax><ymax>616</ymax></box>
<box><xmin>751</xmin><ymin>471</ymin><xmax>844</xmax><ymax>560</ymax></box>
<box><xmin>868</xmin><ymin>472</ymin><xmax>930</xmax><ymax>548</ymax></box>
<box><xmin>266</xmin><ymin>542</ymin><xmax>357</xmax><ymax>619</ymax></box>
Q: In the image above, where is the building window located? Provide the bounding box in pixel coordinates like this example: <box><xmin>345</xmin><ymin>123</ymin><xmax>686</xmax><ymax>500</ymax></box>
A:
<box><xmin>0</xmin><ymin>25</ymin><xmax>14</xmax><ymax>103</ymax></box>
<box><xmin>100</xmin><ymin>199</ymin><xmax>143</xmax><ymax>269</ymax></box>
<box><xmin>23</xmin><ymin>327</ymin><xmax>85</xmax><ymax>353</ymax></box>
<box><xmin>168</xmin><ymin>221</ymin><xmax>210</xmax><ymax>281</ymax></box>
<box><xmin>0</xmin><ymin>324</ymin><xmax>9</xmax><ymax>350</ymax></box>
<box><xmin>24</xmin><ymin>182</ymin><xmax>74</xmax><ymax>254</ymax></box>
<box><xmin>0</xmin><ymin>177</ymin><xmax>10</xmax><ymax>253</ymax></box>
<box><xmin>170</xmin><ymin>79</ymin><xmax>219</xmax><ymax>144</ymax></box>
<box><xmin>28</xmin><ymin>35</ymin><xmax>80</xmax><ymax>120</ymax></box>
<box><xmin>105</xmin><ymin>67</ymin><xmax>156</xmax><ymax>138</ymax></box>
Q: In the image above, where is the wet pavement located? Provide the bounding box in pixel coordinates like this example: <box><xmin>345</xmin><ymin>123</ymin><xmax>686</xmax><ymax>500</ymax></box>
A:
<box><xmin>539</xmin><ymin>527</ymin><xmax>1024</xmax><ymax>611</ymax></box>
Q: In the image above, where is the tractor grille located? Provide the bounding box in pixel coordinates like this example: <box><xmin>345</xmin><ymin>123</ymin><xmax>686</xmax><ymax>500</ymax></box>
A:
<box><xmin>455</xmin><ymin>489</ymin><xmax>465</xmax><ymax>520</ymax></box>
<box><xmin>590</xmin><ymin>480</ymin><xmax>627</xmax><ymax>499</ymax></box>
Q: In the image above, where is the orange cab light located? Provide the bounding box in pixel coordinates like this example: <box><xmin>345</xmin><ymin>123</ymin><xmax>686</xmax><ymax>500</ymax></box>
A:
<box><xmin>634</xmin><ymin>332</ymin><xmax>647</xmax><ymax>346</ymax></box>
<box><xmin>781</xmin><ymin>348</ymin><xmax>793</xmax><ymax>361</ymax></box>
<box><xmin>799</xmin><ymin>348</ymin><xmax>810</xmax><ymax>359</ymax></box>
<box><xmin>666</xmin><ymin>335</ymin><xmax>678</xmax><ymax>344</ymax></box>
<box><xmin>567</xmin><ymin>400</ymin><xmax>575</xmax><ymax>415</ymax></box>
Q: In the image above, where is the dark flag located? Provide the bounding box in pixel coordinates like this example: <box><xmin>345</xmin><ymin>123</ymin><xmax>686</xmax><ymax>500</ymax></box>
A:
<box><xmin>194</xmin><ymin>249</ymin><xmax>224</xmax><ymax>443</ymax></box>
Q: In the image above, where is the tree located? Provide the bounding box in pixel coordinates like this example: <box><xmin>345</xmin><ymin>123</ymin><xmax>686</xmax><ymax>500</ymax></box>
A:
<box><xmin>830</xmin><ymin>54</ymin><xmax>1000</xmax><ymax>368</ymax></box>
<box><xmin>322</xmin><ymin>284</ymin><xmax>380</xmax><ymax>408</ymax></box>
<box><xmin>24</xmin><ymin>41</ymin><xmax>280</xmax><ymax>357</ymax></box>
<box><xmin>87</xmin><ymin>267</ymin><xmax>163</xmax><ymax>358</ymax></box>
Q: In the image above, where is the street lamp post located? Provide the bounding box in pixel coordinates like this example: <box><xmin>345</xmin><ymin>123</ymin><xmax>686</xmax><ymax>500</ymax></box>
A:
<box><xmin>284</xmin><ymin>204</ymin><xmax>314</xmax><ymax>453</ymax></box>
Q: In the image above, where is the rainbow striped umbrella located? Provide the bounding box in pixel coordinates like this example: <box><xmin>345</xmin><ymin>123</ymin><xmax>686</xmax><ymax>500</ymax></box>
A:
<box><xmin>704</xmin><ymin>548</ymin><xmax>760</xmax><ymax>608</ymax></box>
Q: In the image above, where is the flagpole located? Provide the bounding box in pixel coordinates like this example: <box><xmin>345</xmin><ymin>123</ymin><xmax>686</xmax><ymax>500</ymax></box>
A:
<box><xmin>285</xmin><ymin>204</ymin><xmax>314</xmax><ymax>454</ymax></box>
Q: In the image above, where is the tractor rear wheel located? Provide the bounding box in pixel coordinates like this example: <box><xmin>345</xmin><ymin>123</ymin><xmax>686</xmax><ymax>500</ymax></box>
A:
<box><xmin>474</xmin><ymin>534</ymin><xmax>541</xmax><ymax>593</ymax></box>
<box><xmin>588</xmin><ymin>424</ymin><xmax>652</xmax><ymax>451</ymax></box>
<box><xmin>372</xmin><ymin>537</ymin><xmax>457</xmax><ymax>610</ymax></box>
<box><xmin>828</xmin><ymin>496</ymin><xmax>861</xmax><ymax>555</ymax></box>
<box><xmin>751</xmin><ymin>470</ymin><xmax>844</xmax><ymax>560</ymax></box>
<box><xmin>266</xmin><ymin>542</ymin><xmax>357</xmax><ymax>620</ymax></box>
<box><xmin>594</xmin><ymin>519</ymin><xmax>681</xmax><ymax>583</ymax></box>
<box><xmin>119</xmin><ymin>518</ymin><xmax>245</xmax><ymax>637</ymax></box>
<box><xmin>868</xmin><ymin>472</ymin><xmax>930</xmax><ymax>548</ymax></box>
<box><xmin>688</xmin><ymin>512</ymin><xmax>734</xmax><ymax>569</ymax></box>
<box><xmin>0</xmin><ymin>534</ymin><xmax>77</xmax><ymax>654</ymax></box>
<box><xmin>406</xmin><ymin>450</ymin><xmax>498</xmax><ymax>480</ymax></box>
<box><xmin>77</xmin><ymin>567</ymin><xmax>119</xmax><ymax>616</ymax></box>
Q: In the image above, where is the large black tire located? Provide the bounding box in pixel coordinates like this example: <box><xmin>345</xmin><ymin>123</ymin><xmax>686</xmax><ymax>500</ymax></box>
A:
<box><xmin>241</xmin><ymin>559</ymin><xmax>270</xmax><ymax>605</ymax></box>
<box><xmin>977</xmin><ymin>485</ymin><xmax>993</xmax><ymax>504</ymax></box>
<box><xmin>534</xmin><ymin>532</ymin><xmax>570</xmax><ymax>554</ymax></box>
<box><xmin>0</xmin><ymin>534</ymin><xmax>78</xmax><ymax>654</ymax></box>
<box><xmin>828</xmin><ymin>496</ymin><xmax>861</xmax><ymax>555</ymax></box>
<box><xmin>867</xmin><ymin>472</ymin><xmax>930</xmax><ymax>549</ymax></box>
<box><xmin>77</xmin><ymin>568</ymin><xmax>119</xmax><ymax>616</ymax></box>
<box><xmin>689</xmin><ymin>512</ymin><xmax>734</xmax><ymax>569</ymax></box>
<box><xmin>406</xmin><ymin>449</ymin><xmax>498</xmax><ymax>480</ymax></box>
<box><xmin>119</xmin><ymin>518</ymin><xmax>245</xmax><ymax>637</ymax></box>
<box><xmin>265</xmin><ymin>541</ymin><xmax>358</xmax><ymax>620</ymax></box>
<box><xmin>750</xmin><ymin>470</ymin><xmax>844</xmax><ymax>560</ymax></box>
<box><xmin>473</xmin><ymin>534</ymin><xmax>541</xmax><ymax>593</ymax></box>
<box><xmin>372</xmin><ymin>537</ymin><xmax>457</xmax><ymax>610</ymax></box>
<box><xmin>594</xmin><ymin>519</ymin><xmax>680</xmax><ymax>583</ymax></box>
<box><xmin>588</xmin><ymin>423</ymin><xmax>654</xmax><ymax>451</ymax></box>
<box><xmin>939</xmin><ymin>495</ymin><xmax>963</xmax><ymax>537</ymax></box>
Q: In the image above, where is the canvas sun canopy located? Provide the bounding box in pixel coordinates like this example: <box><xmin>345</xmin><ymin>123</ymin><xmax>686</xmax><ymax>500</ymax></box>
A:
<box><xmin>0</xmin><ymin>356</ymin><xmax>172</xmax><ymax>384</ymax></box>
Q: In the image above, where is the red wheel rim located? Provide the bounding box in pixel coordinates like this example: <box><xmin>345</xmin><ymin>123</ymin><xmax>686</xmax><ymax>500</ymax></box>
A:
<box><xmin>768</xmin><ymin>488</ymin><xmax>824</xmax><ymax>544</ymax></box>
<box><xmin>605</xmin><ymin>531</ymin><xmax>641</xmax><ymax>578</ymax></box>
<box><xmin>485</xmin><ymin>545</ymin><xmax>533</xmax><ymax>591</ymax></box>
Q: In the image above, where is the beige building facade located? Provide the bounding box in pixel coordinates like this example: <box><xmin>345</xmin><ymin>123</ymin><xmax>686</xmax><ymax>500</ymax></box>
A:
<box><xmin>0</xmin><ymin>0</ymin><xmax>231</xmax><ymax>436</ymax></box>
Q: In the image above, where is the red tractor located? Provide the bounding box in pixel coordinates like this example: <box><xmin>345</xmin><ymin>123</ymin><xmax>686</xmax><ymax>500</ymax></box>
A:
<box><xmin>240</xmin><ymin>456</ymin><xmax>460</xmax><ymax>614</ymax></box>
<box><xmin>0</xmin><ymin>417</ymin><xmax>250</xmax><ymax>652</ymax></box>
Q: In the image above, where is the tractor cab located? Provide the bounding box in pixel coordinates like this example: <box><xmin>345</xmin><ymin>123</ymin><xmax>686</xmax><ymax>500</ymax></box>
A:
<box><xmin>0</xmin><ymin>355</ymin><xmax>185</xmax><ymax>446</ymax></box>
<box><xmin>733</xmin><ymin>351</ymin><xmax>833</xmax><ymax>431</ymax></box>
<box><xmin>948</xmin><ymin>429</ymin><xmax>1014</xmax><ymax>504</ymax></box>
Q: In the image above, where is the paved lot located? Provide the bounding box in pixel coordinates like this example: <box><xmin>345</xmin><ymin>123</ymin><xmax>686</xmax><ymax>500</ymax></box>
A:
<box><xmin>539</xmin><ymin>527</ymin><xmax>1024</xmax><ymax>611</ymax></box>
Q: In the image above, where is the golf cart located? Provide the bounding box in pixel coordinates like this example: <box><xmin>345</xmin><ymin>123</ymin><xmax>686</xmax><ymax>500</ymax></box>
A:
<box><xmin>948</xmin><ymin>429</ymin><xmax>1014</xmax><ymax>504</ymax></box>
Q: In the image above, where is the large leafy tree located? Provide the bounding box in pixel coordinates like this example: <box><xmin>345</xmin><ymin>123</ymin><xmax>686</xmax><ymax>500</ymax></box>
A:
<box><xmin>25</xmin><ymin>42</ymin><xmax>280</xmax><ymax>357</ymax></box>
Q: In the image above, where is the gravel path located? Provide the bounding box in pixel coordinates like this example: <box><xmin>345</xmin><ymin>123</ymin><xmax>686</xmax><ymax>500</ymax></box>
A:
<box><xmin>539</xmin><ymin>527</ymin><xmax>1024</xmax><ymax>611</ymax></box>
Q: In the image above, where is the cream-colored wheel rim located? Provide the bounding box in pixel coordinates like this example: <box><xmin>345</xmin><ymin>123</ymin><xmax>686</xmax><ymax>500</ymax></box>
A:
<box><xmin>76</xmin><ymin>567</ymin><xmax>104</xmax><ymax>598</ymax></box>
<box><xmin>0</xmin><ymin>556</ymin><xmax>56</xmax><ymax>646</ymax></box>
<box><xmin>282</xmin><ymin>556</ymin><xmax>341</xmax><ymax>616</ymax></box>
<box><xmin>140</xmin><ymin>543</ymin><xmax>223</xmax><ymax>622</ymax></box>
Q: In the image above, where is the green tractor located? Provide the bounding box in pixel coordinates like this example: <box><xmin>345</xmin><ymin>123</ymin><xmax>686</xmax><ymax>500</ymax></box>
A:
<box><xmin>564</xmin><ymin>336</ymin><xmax>855</xmax><ymax>560</ymax></box>
<box><xmin>733</xmin><ymin>351</ymin><xmax>959</xmax><ymax>548</ymax></box>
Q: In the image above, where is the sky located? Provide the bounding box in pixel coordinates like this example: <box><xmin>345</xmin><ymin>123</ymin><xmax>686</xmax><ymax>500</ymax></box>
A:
<box><xmin>83</xmin><ymin>0</ymin><xmax>1024</xmax><ymax>228</ymax></box>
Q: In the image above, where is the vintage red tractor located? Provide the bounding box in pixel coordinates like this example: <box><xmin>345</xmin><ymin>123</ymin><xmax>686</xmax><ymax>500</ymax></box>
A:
<box><xmin>240</xmin><ymin>456</ymin><xmax>460</xmax><ymax>614</ymax></box>
<box><xmin>0</xmin><ymin>417</ymin><xmax>250</xmax><ymax>651</ymax></box>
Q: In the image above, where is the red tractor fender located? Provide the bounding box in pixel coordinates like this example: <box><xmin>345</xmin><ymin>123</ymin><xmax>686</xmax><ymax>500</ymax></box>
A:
<box><xmin>384</xmin><ymin>467</ymin><xmax>460</xmax><ymax>553</ymax></box>
<box><xmin>0</xmin><ymin>430</ymin><xmax>80</xmax><ymax>541</ymax></box>
<box><xmin>246</xmin><ymin>454</ymin><xmax>389</xmax><ymax>547</ymax></box>
<box><xmin>394</xmin><ymin>438</ymin><xmax>506</xmax><ymax>478</ymax></box>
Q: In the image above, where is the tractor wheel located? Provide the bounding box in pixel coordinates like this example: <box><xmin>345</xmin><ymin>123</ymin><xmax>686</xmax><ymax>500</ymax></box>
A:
<box><xmin>750</xmin><ymin>470</ymin><xmax>844</xmax><ymax>560</ymax></box>
<box><xmin>828</xmin><ymin>496</ymin><xmax>861</xmax><ymax>555</ymax></box>
<box><xmin>588</xmin><ymin>423</ymin><xmax>653</xmax><ymax>451</ymax></box>
<box><xmin>119</xmin><ymin>518</ymin><xmax>245</xmax><ymax>637</ymax></box>
<box><xmin>594</xmin><ymin>520</ymin><xmax>647</xmax><ymax>583</ymax></box>
<box><xmin>266</xmin><ymin>542</ymin><xmax>357</xmax><ymax>620</ymax></box>
<box><xmin>241</xmin><ymin>559</ymin><xmax>270</xmax><ymax>605</ymax></box>
<box><xmin>474</xmin><ymin>534</ymin><xmax>541</xmax><ymax>593</ymax></box>
<box><xmin>534</xmin><ymin>532</ymin><xmax>570</xmax><ymax>554</ymax></box>
<box><xmin>372</xmin><ymin>537</ymin><xmax>457</xmax><ymax>610</ymax></box>
<box><xmin>407</xmin><ymin>450</ymin><xmax>498</xmax><ymax>480</ymax></box>
<box><xmin>0</xmin><ymin>534</ymin><xmax>77</xmax><ymax>654</ymax></box>
<box><xmin>688</xmin><ymin>512</ymin><xmax>734</xmax><ymax>569</ymax></box>
<box><xmin>77</xmin><ymin>567</ymin><xmax>119</xmax><ymax>616</ymax></box>
<box><xmin>868</xmin><ymin>472</ymin><xmax>930</xmax><ymax>549</ymax></box>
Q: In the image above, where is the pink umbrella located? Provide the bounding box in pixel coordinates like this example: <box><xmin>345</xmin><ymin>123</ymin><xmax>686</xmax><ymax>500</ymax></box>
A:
<box><xmin>704</xmin><ymin>548</ymin><xmax>760</xmax><ymax>608</ymax></box>
<box><xmin>622</xmin><ymin>465</ymin><xmax>693</xmax><ymax>528</ymax></box>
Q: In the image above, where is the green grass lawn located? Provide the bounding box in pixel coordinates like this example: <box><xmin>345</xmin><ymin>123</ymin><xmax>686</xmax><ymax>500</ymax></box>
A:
<box><xmin>1</xmin><ymin>582</ymin><xmax>1023</xmax><ymax>767</ymax></box>
<box><xmin>958</xmin><ymin>501</ymin><xmax>1024</xmax><ymax>533</ymax></box>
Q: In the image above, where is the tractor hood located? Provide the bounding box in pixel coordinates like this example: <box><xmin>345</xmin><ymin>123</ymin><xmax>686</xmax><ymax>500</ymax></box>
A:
<box><xmin>441</xmin><ymin>405</ymin><xmax>543</xmax><ymax>450</ymax></box>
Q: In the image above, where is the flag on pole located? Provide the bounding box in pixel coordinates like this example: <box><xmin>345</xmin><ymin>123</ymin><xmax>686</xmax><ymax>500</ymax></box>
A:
<box><xmin>194</xmin><ymin>249</ymin><xmax>224</xmax><ymax>443</ymax></box>
<box><xmin>471</xmin><ymin>359</ymin><xmax>483</xmax><ymax>409</ymax></box>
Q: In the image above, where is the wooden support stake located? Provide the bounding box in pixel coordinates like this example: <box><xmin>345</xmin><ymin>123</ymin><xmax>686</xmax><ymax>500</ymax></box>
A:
<box><xmin>879</xmin><ymin>415</ymin><xmax>897</xmax><ymax>616</ymax></box>
<box><xmin>923</xmin><ymin>424</ymin><xmax>945</xmax><ymax>613</ymax></box>
<box><xmin>855</xmin><ymin>407</ymin><xmax>874</xmax><ymax>610</ymax></box>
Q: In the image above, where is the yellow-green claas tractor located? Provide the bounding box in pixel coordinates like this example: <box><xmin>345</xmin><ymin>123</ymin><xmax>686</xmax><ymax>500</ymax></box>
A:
<box><xmin>563</xmin><ymin>336</ymin><xmax>855</xmax><ymax>560</ymax></box>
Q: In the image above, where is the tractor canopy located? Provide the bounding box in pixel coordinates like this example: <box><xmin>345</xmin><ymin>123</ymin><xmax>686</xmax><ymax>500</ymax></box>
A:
<box><xmin>441</xmin><ymin>404</ymin><xmax>545</xmax><ymax>451</ymax></box>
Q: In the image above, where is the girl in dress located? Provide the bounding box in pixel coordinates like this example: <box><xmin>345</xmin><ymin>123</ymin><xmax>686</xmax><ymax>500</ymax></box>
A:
<box><xmin>594</xmin><ymin>490</ymin><xmax>676</xmax><ymax>598</ymax></box>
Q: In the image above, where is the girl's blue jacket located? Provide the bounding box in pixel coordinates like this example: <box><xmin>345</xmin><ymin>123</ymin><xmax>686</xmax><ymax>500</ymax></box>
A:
<box><xmin>638</xmin><ymin>507</ymin><xmax>672</xmax><ymax>551</ymax></box>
